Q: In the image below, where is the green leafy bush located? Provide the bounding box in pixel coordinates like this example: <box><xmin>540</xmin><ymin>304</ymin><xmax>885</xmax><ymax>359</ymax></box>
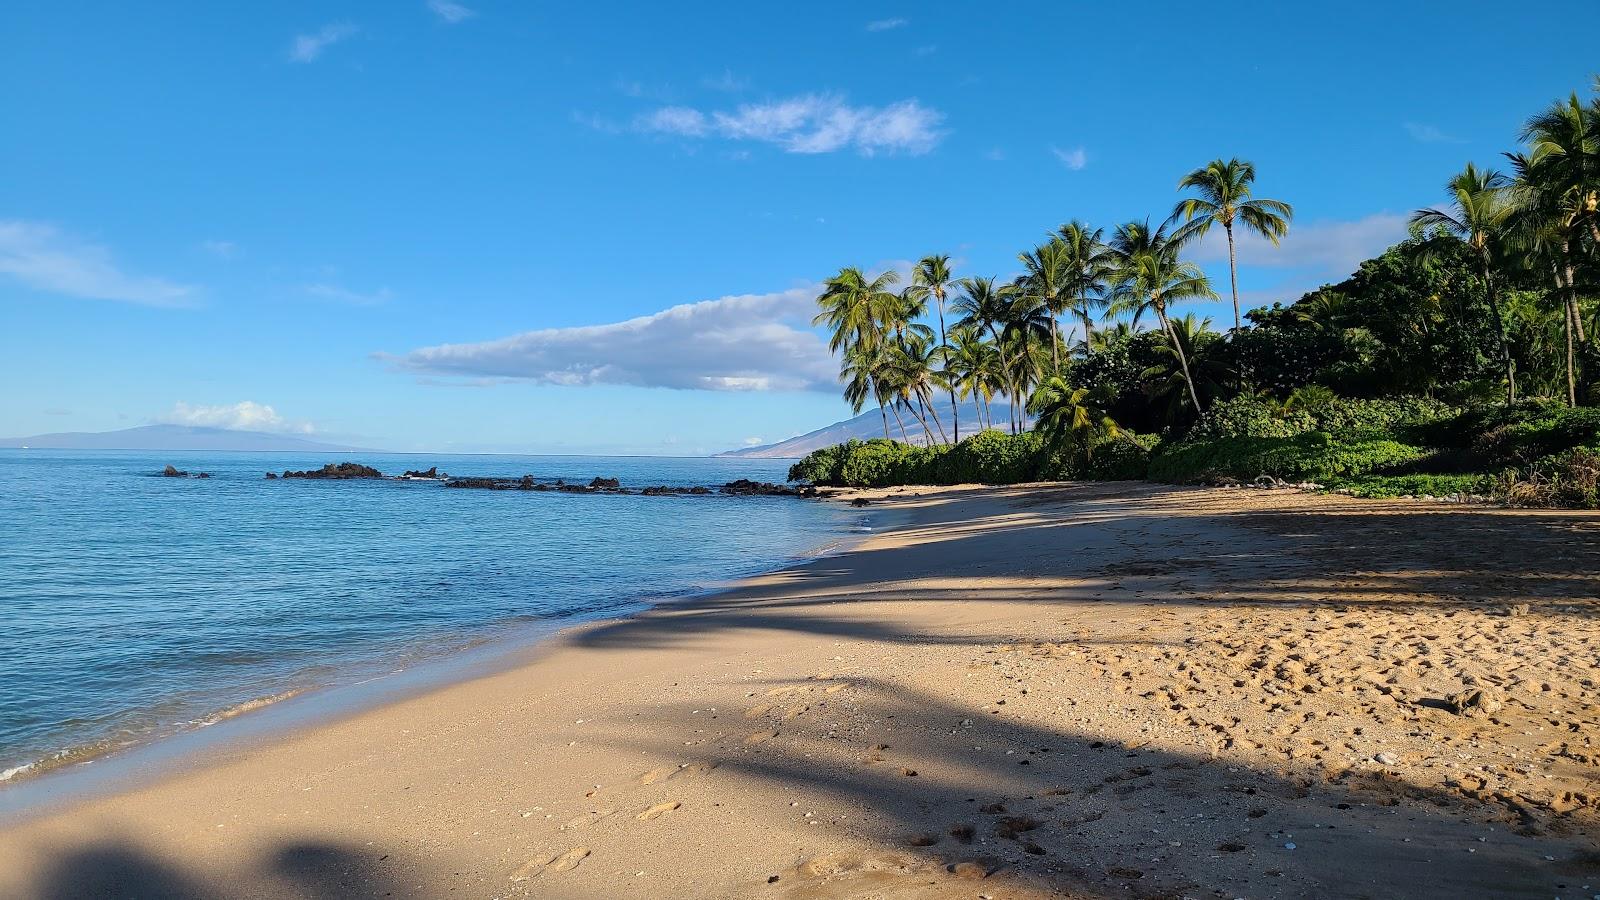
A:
<box><xmin>1187</xmin><ymin>395</ymin><xmax>1312</xmax><ymax>441</ymax></box>
<box><xmin>1310</xmin><ymin>396</ymin><xmax>1457</xmax><ymax>437</ymax></box>
<box><xmin>1148</xmin><ymin>431</ymin><xmax>1426</xmax><ymax>483</ymax></box>
<box><xmin>1084</xmin><ymin>432</ymin><xmax>1160</xmax><ymax>480</ymax></box>
<box><xmin>1325</xmin><ymin>473</ymin><xmax>1493</xmax><ymax>499</ymax></box>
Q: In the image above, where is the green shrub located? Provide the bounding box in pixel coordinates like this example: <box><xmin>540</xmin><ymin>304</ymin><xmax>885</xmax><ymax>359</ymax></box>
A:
<box><xmin>1084</xmin><ymin>432</ymin><xmax>1160</xmax><ymax>480</ymax></box>
<box><xmin>1187</xmin><ymin>395</ymin><xmax>1313</xmax><ymax>441</ymax></box>
<box><xmin>1149</xmin><ymin>431</ymin><xmax>1426</xmax><ymax>484</ymax></box>
<box><xmin>1497</xmin><ymin>447</ymin><xmax>1600</xmax><ymax>509</ymax></box>
<box><xmin>1310</xmin><ymin>396</ymin><xmax>1457</xmax><ymax>437</ymax></box>
<box><xmin>1325</xmin><ymin>473</ymin><xmax>1493</xmax><ymax>499</ymax></box>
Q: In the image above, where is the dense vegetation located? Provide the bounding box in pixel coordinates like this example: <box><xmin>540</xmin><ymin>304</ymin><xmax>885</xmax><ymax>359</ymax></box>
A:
<box><xmin>791</xmin><ymin>80</ymin><xmax>1600</xmax><ymax>508</ymax></box>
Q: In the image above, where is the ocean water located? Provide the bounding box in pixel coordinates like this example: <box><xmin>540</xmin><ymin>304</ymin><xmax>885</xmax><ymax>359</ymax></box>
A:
<box><xmin>0</xmin><ymin>450</ymin><xmax>860</xmax><ymax>782</ymax></box>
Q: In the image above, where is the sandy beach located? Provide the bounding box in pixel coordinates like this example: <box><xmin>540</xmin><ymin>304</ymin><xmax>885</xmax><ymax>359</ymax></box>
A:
<box><xmin>2</xmin><ymin>482</ymin><xmax>1598</xmax><ymax>899</ymax></box>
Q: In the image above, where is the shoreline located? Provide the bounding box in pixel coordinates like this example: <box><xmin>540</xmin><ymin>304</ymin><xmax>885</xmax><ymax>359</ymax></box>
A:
<box><xmin>0</xmin><ymin>493</ymin><xmax>885</xmax><ymax>822</ymax></box>
<box><xmin>3</xmin><ymin>482</ymin><xmax>1597</xmax><ymax>898</ymax></box>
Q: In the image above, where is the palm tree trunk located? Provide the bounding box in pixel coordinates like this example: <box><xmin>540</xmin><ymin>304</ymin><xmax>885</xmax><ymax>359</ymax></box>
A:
<box><xmin>1157</xmin><ymin>303</ymin><xmax>1203</xmax><ymax>415</ymax></box>
<box><xmin>923</xmin><ymin>391</ymin><xmax>949</xmax><ymax>444</ymax></box>
<box><xmin>1565</xmin><ymin>294</ymin><xmax>1578</xmax><ymax>406</ymax></box>
<box><xmin>1480</xmin><ymin>256</ymin><xmax>1515</xmax><ymax>405</ymax></box>
<box><xmin>890</xmin><ymin>403</ymin><xmax>910</xmax><ymax>443</ymax></box>
<box><xmin>1081</xmin><ymin>300</ymin><xmax>1094</xmax><ymax>356</ymax></box>
<box><xmin>1225</xmin><ymin>222</ymin><xmax>1242</xmax><ymax>332</ymax></box>
<box><xmin>986</xmin><ymin>324</ymin><xmax>1019</xmax><ymax>435</ymax></box>
<box><xmin>936</xmin><ymin>297</ymin><xmax>958</xmax><ymax>443</ymax></box>
<box><xmin>909</xmin><ymin>397</ymin><xmax>934</xmax><ymax>446</ymax></box>
<box><xmin>879</xmin><ymin>402</ymin><xmax>891</xmax><ymax>439</ymax></box>
<box><xmin>1049</xmin><ymin>316</ymin><xmax>1061</xmax><ymax>374</ymax></box>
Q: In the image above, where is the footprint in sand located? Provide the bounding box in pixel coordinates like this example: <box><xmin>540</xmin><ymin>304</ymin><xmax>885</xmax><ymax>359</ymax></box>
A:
<box><xmin>824</xmin><ymin>682</ymin><xmax>850</xmax><ymax>694</ymax></box>
<box><xmin>510</xmin><ymin>847</ymin><xmax>590</xmax><ymax>880</ymax></box>
<box><xmin>745</xmin><ymin>728</ymin><xmax>779</xmax><ymax>745</ymax></box>
<box><xmin>743</xmin><ymin>704</ymin><xmax>772</xmax><ymax>719</ymax></box>
<box><xmin>637</xmin><ymin>801</ymin><xmax>681</xmax><ymax>821</ymax></box>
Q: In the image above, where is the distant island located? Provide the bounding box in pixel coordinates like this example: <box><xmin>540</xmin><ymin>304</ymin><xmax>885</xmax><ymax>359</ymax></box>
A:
<box><xmin>717</xmin><ymin>401</ymin><xmax>1011</xmax><ymax>459</ymax></box>
<box><xmin>0</xmin><ymin>425</ymin><xmax>375</xmax><ymax>453</ymax></box>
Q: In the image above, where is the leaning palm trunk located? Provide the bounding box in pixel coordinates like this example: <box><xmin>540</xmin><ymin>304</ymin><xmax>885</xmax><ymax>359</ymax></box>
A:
<box><xmin>1156</xmin><ymin>302</ymin><xmax>1203</xmax><ymax>414</ymax></box>
<box><xmin>922</xmin><ymin>391</ymin><xmax>949</xmax><ymax>444</ymax></box>
<box><xmin>1565</xmin><ymin>294</ymin><xmax>1578</xmax><ymax>406</ymax></box>
<box><xmin>1080</xmin><ymin>300</ymin><xmax>1094</xmax><ymax>356</ymax></box>
<box><xmin>936</xmin><ymin>301</ymin><xmax>958</xmax><ymax>443</ymax></box>
<box><xmin>889</xmin><ymin>403</ymin><xmax>910</xmax><ymax>443</ymax></box>
<box><xmin>1049</xmin><ymin>316</ymin><xmax>1061</xmax><ymax>374</ymax></box>
<box><xmin>909</xmin><ymin>397</ymin><xmax>935</xmax><ymax>446</ymax></box>
<box><xmin>986</xmin><ymin>324</ymin><xmax>1020</xmax><ymax>435</ymax></box>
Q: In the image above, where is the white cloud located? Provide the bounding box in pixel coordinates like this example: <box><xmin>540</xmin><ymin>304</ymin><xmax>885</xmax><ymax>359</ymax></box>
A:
<box><xmin>866</xmin><ymin>17</ymin><xmax>908</xmax><ymax>31</ymax></box>
<box><xmin>1191</xmin><ymin>212</ymin><xmax>1409</xmax><ymax>277</ymax></box>
<box><xmin>1403</xmin><ymin>122</ymin><xmax>1462</xmax><ymax>144</ymax></box>
<box><xmin>385</xmin><ymin>286</ymin><xmax>837</xmax><ymax>392</ymax></box>
<box><xmin>636</xmin><ymin>106</ymin><xmax>707</xmax><ymax>137</ymax></box>
<box><xmin>701</xmin><ymin>69</ymin><xmax>748</xmax><ymax>92</ymax></box>
<box><xmin>289</xmin><ymin>23</ymin><xmax>358</xmax><ymax>63</ymax></box>
<box><xmin>305</xmin><ymin>283</ymin><xmax>393</xmax><ymax>305</ymax></box>
<box><xmin>1051</xmin><ymin>145</ymin><xmax>1087</xmax><ymax>170</ymax></box>
<box><xmin>201</xmin><ymin>239</ymin><xmax>237</xmax><ymax>259</ymax></box>
<box><xmin>742</xmin><ymin>436</ymin><xmax>764</xmax><ymax>446</ymax></box>
<box><xmin>635</xmin><ymin>94</ymin><xmax>944</xmax><ymax>156</ymax></box>
<box><xmin>0</xmin><ymin>220</ymin><xmax>196</xmax><ymax>306</ymax></box>
<box><xmin>159</xmin><ymin>401</ymin><xmax>314</xmax><ymax>434</ymax></box>
<box><xmin>427</xmin><ymin>0</ymin><xmax>475</xmax><ymax>24</ymax></box>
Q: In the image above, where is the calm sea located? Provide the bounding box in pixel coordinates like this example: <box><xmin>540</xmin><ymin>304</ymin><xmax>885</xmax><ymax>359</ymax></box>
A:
<box><xmin>0</xmin><ymin>450</ymin><xmax>859</xmax><ymax>782</ymax></box>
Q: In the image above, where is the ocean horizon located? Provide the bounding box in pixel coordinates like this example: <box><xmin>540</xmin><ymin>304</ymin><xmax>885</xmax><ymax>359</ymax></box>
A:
<box><xmin>0</xmin><ymin>449</ymin><xmax>861</xmax><ymax>784</ymax></box>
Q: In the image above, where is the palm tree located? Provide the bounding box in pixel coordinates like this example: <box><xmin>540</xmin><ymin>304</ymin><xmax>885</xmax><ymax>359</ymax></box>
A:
<box><xmin>945</xmin><ymin>325</ymin><xmax>999</xmax><ymax>430</ymax></box>
<box><xmin>1001</xmin><ymin>285</ymin><xmax>1055</xmax><ymax>429</ymax></box>
<box><xmin>1412</xmin><ymin>163</ymin><xmax>1518</xmax><ymax>403</ymax></box>
<box><xmin>1017</xmin><ymin>238</ymin><xmax>1072</xmax><ymax>374</ymax></box>
<box><xmin>1028</xmin><ymin>376</ymin><xmax>1120</xmax><ymax>465</ymax></box>
<box><xmin>914</xmin><ymin>255</ymin><xmax>961</xmax><ymax>441</ymax></box>
<box><xmin>1057</xmin><ymin>221</ymin><xmax>1111</xmax><ymax>355</ymax></box>
<box><xmin>1105</xmin><ymin>220</ymin><xmax>1218</xmax><ymax>415</ymax></box>
<box><xmin>1169</xmin><ymin>158</ymin><xmax>1294</xmax><ymax>331</ymax></box>
<box><xmin>887</xmin><ymin>335</ymin><xmax>949</xmax><ymax>444</ymax></box>
<box><xmin>839</xmin><ymin>342</ymin><xmax>893</xmax><ymax>438</ymax></box>
<box><xmin>1140</xmin><ymin>313</ymin><xmax>1224</xmax><ymax>422</ymax></box>
<box><xmin>813</xmin><ymin>267</ymin><xmax>899</xmax><ymax>354</ymax></box>
<box><xmin>953</xmin><ymin>276</ymin><xmax>1022</xmax><ymax>431</ymax></box>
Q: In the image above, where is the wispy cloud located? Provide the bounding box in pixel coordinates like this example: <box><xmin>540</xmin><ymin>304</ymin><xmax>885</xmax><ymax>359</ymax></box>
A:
<box><xmin>635</xmin><ymin>106</ymin><xmax>707</xmax><ymax>137</ymax></box>
<box><xmin>384</xmin><ymin>286</ymin><xmax>836</xmax><ymax>392</ymax></box>
<box><xmin>0</xmin><ymin>220</ymin><xmax>196</xmax><ymax>306</ymax></box>
<box><xmin>426</xmin><ymin>0</ymin><xmax>475</xmax><ymax>24</ymax></box>
<box><xmin>1404</xmin><ymin>121</ymin><xmax>1464</xmax><ymax>144</ymax></box>
<box><xmin>634</xmin><ymin>94</ymin><xmax>944</xmax><ymax>156</ymax></box>
<box><xmin>289</xmin><ymin>23</ymin><xmax>358</xmax><ymax>63</ymax></box>
<box><xmin>305</xmin><ymin>283</ymin><xmax>393</xmax><ymax>306</ymax></box>
<box><xmin>701</xmin><ymin>69</ymin><xmax>748</xmax><ymax>92</ymax></box>
<box><xmin>1051</xmin><ymin>145</ymin><xmax>1087</xmax><ymax>170</ymax></box>
<box><xmin>1192</xmin><ymin>212</ymin><xmax>1409</xmax><ymax>275</ymax></box>
<box><xmin>159</xmin><ymin>401</ymin><xmax>314</xmax><ymax>434</ymax></box>
<box><xmin>200</xmin><ymin>239</ymin><xmax>238</xmax><ymax>259</ymax></box>
<box><xmin>866</xmin><ymin>17</ymin><xmax>908</xmax><ymax>31</ymax></box>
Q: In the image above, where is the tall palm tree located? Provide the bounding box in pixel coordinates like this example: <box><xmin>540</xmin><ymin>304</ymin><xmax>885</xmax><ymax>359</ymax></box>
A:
<box><xmin>1057</xmin><ymin>220</ymin><xmax>1111</xmax><ymax>355</ymax></box>
<box><xmin>1017</xmin><ymin>238</ymin><xmax>1072</xmax><ymax>374</ymax></box>
<box><xmin>1001</xmin><ymin>285</ymin><xmax>1055</xmax><ymax>430</ymax></box>
<box><xmin>813</xmin><ymin>268</ymin><xmax>899</xmax><ymax>354</ymax></box>
<box><xmin>945</xmin><ymin>325</ymin><xmax>999</xmax><ymax>430</ymax></box>
<box><xmin>888</xmin><ymin>335</ymin><xmax>949</xmax><ymax>444</ymax></box>
<box><xmin>839</xmin><ymin>342</ymin><xmax>893</xmax><ymax>438</ymax></box>
<box><xmin>1412</xmin><ymin>163</ymin><xmax>1518</xmax><ymax>403</ymax></box>
<box><xmin>1105</xmin><ymin>220</ymin><xmax>1218</xmax><ymax>414</ymax></box>
<box><xmin>914</xmin><ymin>255</ymin><xmax>961</xmax><ymax>441</ymax></box>
<box><xmin>1169</xmin><ymin>158</ymin><xmax>1294</xmax><ymax>331</ymax></box>
<box><xmin>953</xmin><ymin>276</ymin><xmax>1022</xmax><ymax>431</ymax></box>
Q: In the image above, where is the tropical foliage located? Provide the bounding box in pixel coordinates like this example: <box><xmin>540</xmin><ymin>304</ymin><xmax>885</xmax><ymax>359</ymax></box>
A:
<box><xmin>796</xmin><ymin>78</ymin><xmax>1600</xmax><ymax>507</ymax></box>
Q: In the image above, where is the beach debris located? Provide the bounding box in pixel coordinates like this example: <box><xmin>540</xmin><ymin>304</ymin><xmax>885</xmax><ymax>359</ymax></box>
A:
<box><xmin>1374</xmin><ymin>752</ymin><xmax>1399</xmax><ymax>766</ymax></box>
<box><xmin>279</xmin><ymin>462</ymin><xmax>383</xmax><ymax>480</ymax></box>
<box><xmin>1443</xmin><ymin>687</ymin><xmax>1503</xmax><ymax>718</ymax></box>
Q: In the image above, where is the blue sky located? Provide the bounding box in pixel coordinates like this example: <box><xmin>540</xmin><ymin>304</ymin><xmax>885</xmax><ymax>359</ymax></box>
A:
<box><xmin>3</xmin><ymin>1</ymin><xmax>1597</xmax><ymax>454</ymax></box>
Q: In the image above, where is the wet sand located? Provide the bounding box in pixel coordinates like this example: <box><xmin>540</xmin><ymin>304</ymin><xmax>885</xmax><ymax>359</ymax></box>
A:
<box><xmin>1</xmin><ymin>482</ymin><xmax>1597</xmax><ymax>898</ymax></box>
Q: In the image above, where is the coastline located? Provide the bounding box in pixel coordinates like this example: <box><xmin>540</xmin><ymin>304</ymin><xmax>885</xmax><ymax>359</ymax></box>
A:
<box><xmin>2</xmin><ymin>483</ymin><xmax>1597</xmax><ymax>898</ymax></box>
<box><xmin>0</xmin><ymin>492</ymin><xmax>881</xmax><ymax>819</ymax></box>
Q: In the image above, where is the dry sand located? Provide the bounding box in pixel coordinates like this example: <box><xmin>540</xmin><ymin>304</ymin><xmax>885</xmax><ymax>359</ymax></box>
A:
<box><xmin>1</xmin><ymin>482</ymin><xmax>1597</xmax><ymax>899</ymax></box>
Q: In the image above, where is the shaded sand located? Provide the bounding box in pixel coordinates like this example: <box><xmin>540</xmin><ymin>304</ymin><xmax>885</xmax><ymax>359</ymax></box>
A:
<box><xmin>2</xmin><ymin>483</ymin><xmax>1599</xmax><ymax>898</ymax></box>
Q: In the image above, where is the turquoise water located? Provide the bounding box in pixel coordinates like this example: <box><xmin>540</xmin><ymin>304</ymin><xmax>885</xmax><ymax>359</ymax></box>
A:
<box><xmin>0</xmin><ymin>450</ymin><xmax>857</xmax><ymax>781</ymax></box>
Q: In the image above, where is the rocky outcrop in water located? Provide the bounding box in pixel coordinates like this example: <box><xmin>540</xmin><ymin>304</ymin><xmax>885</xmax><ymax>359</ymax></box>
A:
<box><xmin>589</xmin><ymin>477</ymin><xmax>621</xmax><ymax>490</ymax></box>
<box><xmin>720</xmin><ymin>479</ymin><xmax>818</xmax><ymax>497</ymax></box>
<box><xmin>279</xmin><ymin>462</ymin><xmax>383</xmax><ymax>480</ymax></box>
<box><xmin>162</xmin><ymin>465</ymin><xmax>211</xmax><ymax>478</ymax></box>
<box><xmin>401</xmin><ymin>467</ymin><xmax>442</xmax><ymax>479</ymax></box>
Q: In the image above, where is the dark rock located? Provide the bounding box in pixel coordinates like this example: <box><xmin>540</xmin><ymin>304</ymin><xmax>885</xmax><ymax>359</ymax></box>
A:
<box><xmin>444</xmin><ymin>477</ymin><xmax>518</xmax><ymax>490</ymax></box>
<box><xmin>162</xmin><ymin>465</ymin><xmax>186</xmax><ymax>477</ymax></box>
<box><xmin>519</xmin><ymin>475</ymin><xmax>535</xmax><ymax>490</ymax></box>
<box><xmin>279</xmin><ymin>462</ymin><xmax>383</xmax><ymax>480</ymax></box>
<box><xmin>640</xmin><ymin>485</ymin><xmax>679</xmax><ymax>496</ymax></box>
<box><xmin>850</xmin><ymin>497</ymin><xmax>871</xmax><ymax>507</ymax></box>
<box><xmin>264</xmin><ymin>472</ymin><xmax>279</xmax><ymax>479</ymax></box>
<box><xmin>401</xmin><ymin>467</ymin><xmax>441</xmax><ymax>479</ymax></box>
<box><xmin>589</xmin><ymin>477</ymin><xmax>621</xmax><ymax>490</ymax></box>
<box><xmin>720</xmin><ymin>479</ymin><xmax>802</xmax><ymax>496</ymax></box>
<box><xmin>194</xmin><ymin>472</ymin><xmax>211</xmax><ymax>478</ymax></box>
<box><xmin>687</xmin><ymin>485</ymin><xmax>711</xmax><ymax>495</ymax></box>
